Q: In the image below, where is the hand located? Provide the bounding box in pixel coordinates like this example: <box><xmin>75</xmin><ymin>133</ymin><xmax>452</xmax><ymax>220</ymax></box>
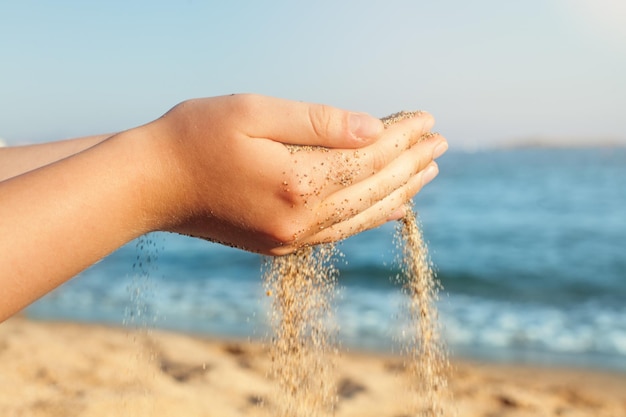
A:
<box><xmin>0</xmin><ymin>93</ymin><xmax>447</xmax><ymax>320</ymax></box>
<box><xmin>142</xmin><ymin>94</ymin><xmax>448</xmax><ymax>255</ymax></box>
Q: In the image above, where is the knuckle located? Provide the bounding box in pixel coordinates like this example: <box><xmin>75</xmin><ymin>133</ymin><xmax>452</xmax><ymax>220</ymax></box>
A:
<box><xmin>308</xmin><ymin>104</ymin><xmax>338</xmax><ymax>141</ymax></box>
<box><xmin>411</xmin><ymin>145</ymin><xmax>430</xmax><ymax>174</ymax></box>
<box><xmin>264</xmin><ymin>188</ymin><xmax>316</xmax><ymax>246</ymax></box>
<box><xmin>404</xmin><ymin>175</ymin><xmax>424</xmax><ymax>199</ymax></box>
<box><xmin>370</xmin><ymin>148</ymin><xmax>389</xmax><ymax>173</ymax></box>
<box><xmin>280</xmin><ymin>171</ymin><xmax>319</xmax><ymax>208</ymax></box>
<box><xmin>230</xmin><ymin>93</ymin><xmax>260</xmax><ymax>114</ymax></box>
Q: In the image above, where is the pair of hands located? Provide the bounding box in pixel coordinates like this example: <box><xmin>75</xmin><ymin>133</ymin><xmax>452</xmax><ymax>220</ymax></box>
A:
<box><xmin>144</xmin><ymin>94</ymin><xmax>448</xmax><ymax>255</ymax></box>
<box><xmin>0</xmin><ymin>93</ymin><xmax>447</xmax><ymax>320</ymax></box>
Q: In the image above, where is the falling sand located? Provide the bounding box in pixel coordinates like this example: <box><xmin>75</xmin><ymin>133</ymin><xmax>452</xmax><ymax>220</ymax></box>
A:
<box><xmin>263</xmin><ymin>112</ymin><xmax>451</xmax><ymax>417</ymax></box>
<box><xmin>263</xmin><ymin>245</ymin><xmax>339</xmax><ymax>417</ymax></box>
<box><xmin>396</xmin><ymin>207</ymin><xmax>452</xmax><ymax>416</ymax></box>
<box><xmin>384</xmin><ymin>112</ymin><xmax>453</xmax><ymax>417</ymax></box>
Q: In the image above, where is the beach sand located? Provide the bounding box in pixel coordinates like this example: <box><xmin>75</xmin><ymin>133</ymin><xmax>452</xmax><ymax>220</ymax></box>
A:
<box><xmin>1</xmin><ymin>317</ymin><xmax>624</xmax><ymax>417</ymax></box>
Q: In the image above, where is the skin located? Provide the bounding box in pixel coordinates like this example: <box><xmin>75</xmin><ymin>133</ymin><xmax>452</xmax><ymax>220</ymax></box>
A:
<box><xmin>0</xmin><ymin>94</ymin><xmax>448</xmax><ymax>321</ymax></box>
<box><xmin>0</xmin><ymin>133</ymin><xmax>113</xmax><ymax>181</ymax></box>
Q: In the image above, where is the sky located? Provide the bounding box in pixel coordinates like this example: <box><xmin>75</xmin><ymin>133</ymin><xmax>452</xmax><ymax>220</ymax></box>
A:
<box><xmin>1</xmin><ymin>0</ymin><xmax>625</xmax><ymax>148</ymax></box>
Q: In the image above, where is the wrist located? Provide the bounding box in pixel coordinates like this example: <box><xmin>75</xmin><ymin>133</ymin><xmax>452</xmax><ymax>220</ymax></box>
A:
<box><xmin>126</xmin><ymin>121</ymin><xmax>193</xmax><ymax>235</ymax></box>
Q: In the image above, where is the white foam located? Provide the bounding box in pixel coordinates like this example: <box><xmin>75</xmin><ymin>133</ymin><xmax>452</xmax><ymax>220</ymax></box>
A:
<box><xmin>28</xmin><ymin>263</ymin><xmax>626</xmax><ymax>370</ymax></box>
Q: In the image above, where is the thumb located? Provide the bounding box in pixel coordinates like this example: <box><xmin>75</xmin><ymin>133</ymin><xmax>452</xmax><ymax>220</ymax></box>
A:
<box><xmin>244</xmin><ymin>95</ymin><xmax>384</xmax><ymax>149</ymax></box>
<box><xmin>305</xmin><ymin>104</ymin><xmax>385</xmax><ymax>148</ymax></box>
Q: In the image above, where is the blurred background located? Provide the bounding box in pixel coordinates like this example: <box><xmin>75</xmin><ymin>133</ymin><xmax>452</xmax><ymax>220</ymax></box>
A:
<box><xmin>2</xmin><ymin>1</ymin><xmax>625</xmax><ymax>371</ymax></box>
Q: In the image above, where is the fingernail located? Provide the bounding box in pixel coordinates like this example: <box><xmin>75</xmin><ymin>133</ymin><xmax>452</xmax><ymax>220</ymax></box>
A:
<box><xmin>433</xmin><ymin>140</ymin><xmax>448</xmax><ymax>159</ymax></box>
<box><xmin>349</xmin><ymin>113</ymin><xmax>383</xmax><ymax>141</ymax></box>
<box><xmin>422</xmin><ymin>163</ymin><xmax>439</xmax><ymax>185</ymax></box>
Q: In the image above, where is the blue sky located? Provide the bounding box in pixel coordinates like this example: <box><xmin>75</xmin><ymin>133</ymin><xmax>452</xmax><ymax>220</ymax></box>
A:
<box><xmin>1</xmin><ymin>0</ymin><xmax>625</xmax><ymax>148</ymax></box>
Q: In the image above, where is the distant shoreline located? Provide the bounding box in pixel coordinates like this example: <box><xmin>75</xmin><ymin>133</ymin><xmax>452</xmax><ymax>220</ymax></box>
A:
<box><xmin>495</xmin><ymin>138</ymin><xmax>626</xmax><ymax>149</ymax></box>
<box><xmin>459</xmin><ymin>135</ymin><xmax>626</xmax><ymax>150</ymax></box>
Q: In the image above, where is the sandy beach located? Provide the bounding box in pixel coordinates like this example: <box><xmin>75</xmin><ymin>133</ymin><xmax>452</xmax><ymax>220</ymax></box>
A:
<box><xmin>1</xmin><ymin>317</ymin><xmax>624</xmax><ymax>417</ymax></box>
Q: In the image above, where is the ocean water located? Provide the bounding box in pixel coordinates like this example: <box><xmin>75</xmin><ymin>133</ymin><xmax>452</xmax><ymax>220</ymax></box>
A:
<box><xmin>27</xmin><ymin>147</ymin><xmax>626</xmax><ymax>372</ymax></box>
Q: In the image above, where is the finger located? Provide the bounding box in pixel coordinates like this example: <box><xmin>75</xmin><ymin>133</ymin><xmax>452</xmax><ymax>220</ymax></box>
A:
<box><xmin>281</xmin><ymin>112</ymin><xmax>440</xmax><ymax>202</ymax></box>
<box><xmin>300</xmin><ymin>161</ymin><xmax>440</xmax><ymax>245</ymax></box>
<box><xmin>310</xmin><ymin>133</ymin><xmax>446</xmax><ymax>231</ymax></box>
<box><xmin>315</xmin><ymin>112</ymin><xmax>438</xmax><ymax>191</ymax></box>
<box><xmin>356</xmin><ymin>111</ymin><xmax>437</xmax><ymax>175</ymax></box>
<box><xmin>235</xmin><ymin>94</ymin><xmax>384</xmax><ymax>148</ymax></box>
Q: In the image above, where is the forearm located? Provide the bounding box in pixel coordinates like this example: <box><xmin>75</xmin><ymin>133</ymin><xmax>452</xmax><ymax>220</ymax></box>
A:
<box><xmin>0</xmin><ymin>95</ymin><xmax>448</xmax><ymax>321</ymax></box>
<box><xmin>0</xmin><ymin>134</ymin><xmax>113</xmax><ymax>181</ymax></box>
<box><xmin>0</xmin><ymin>129</ymin><xmax>159</xmax><ymax>320</ymax></box>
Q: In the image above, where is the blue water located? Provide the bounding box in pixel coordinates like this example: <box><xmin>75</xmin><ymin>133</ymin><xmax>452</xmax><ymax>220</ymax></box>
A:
<box><xmin>28</xmin><ymin>148</ymin><xmax>626</xmax><ymax>372</ymax></box>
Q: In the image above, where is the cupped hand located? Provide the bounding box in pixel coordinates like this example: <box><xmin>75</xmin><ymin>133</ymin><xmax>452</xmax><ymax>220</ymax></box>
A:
<box><xmin>145</xmin><ymin>94</ymin><xmax>448</xmax><ymax>255</ymax></box>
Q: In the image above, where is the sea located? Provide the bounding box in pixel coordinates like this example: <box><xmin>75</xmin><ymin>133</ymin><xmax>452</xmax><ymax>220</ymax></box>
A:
<box><xmin>27</xmin><ymin>147</ymin><xmax>626</xmax><ymax>372</ymax></box>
